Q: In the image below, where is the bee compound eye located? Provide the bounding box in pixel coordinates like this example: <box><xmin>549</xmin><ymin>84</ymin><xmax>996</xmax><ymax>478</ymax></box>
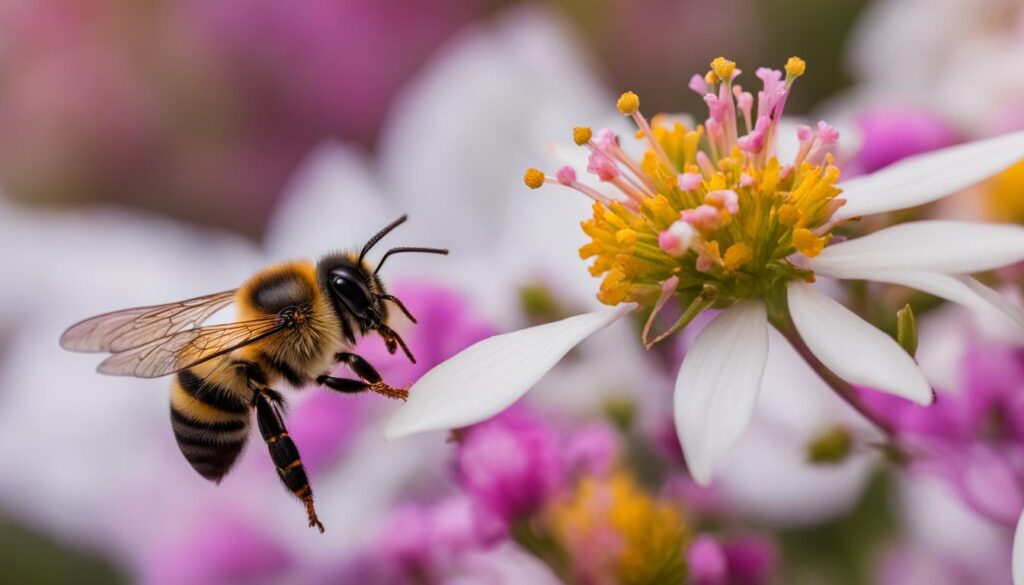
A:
<box><xmin>329</xmin><ymin>270</ymin><xmax>372</xmax><ymax>317</ymax></box>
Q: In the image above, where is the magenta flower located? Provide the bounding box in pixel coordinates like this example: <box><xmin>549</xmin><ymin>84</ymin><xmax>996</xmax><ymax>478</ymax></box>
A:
<box><xmin>862</xmin><ymin>341</ymin><xmax>1024</xmax><ymax>526</ymax></box>
<box><xmin>852</xmin><ymin>106</ymin><xmax>962</xmax><ymax>174</ymax></box>
<box><xmin>455</xmin><ymin>406</ymin><xmax>564</xmax><ymax>527</ymax></box>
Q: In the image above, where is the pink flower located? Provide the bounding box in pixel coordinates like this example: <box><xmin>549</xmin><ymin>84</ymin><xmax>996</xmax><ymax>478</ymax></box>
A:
<box><xmin>853</xmin><ymin>106</ymin><xmax>961</xmax><ymax>174</ymax></box>
<box><xmin>455</xmin><ymin>407</ymin><xmax>563</xmax><ymax>526</ymax></box>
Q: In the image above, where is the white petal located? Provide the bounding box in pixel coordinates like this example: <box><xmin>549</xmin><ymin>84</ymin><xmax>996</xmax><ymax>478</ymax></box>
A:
<box><xmin>385</xmin><ymin>304</ymin><xmax>635</xmax><ymax>439</ymax></box>
<box><xmin>1015</xmin><ymin>510</ymin><xmax>1024</xmax><ymax>585</ymax></box>
<box><xmin>807</xmin><ymin>220</ymin><xmax>1024</xmax><ymax>277</ymax></box>
<box><xmin>674</xmin><ymin>301</ymin><xmax>769</xmax><ymax>485</ymax></box>
<box><xmin>862</xmin><ymin>271</ymin><xmax>1024</xmax><ymax>332</ymax></box>
<box><xmin>834</xmin><ymin>130</ymin><xmax>1024</xmax><ymax>220</ymax></box>
<box><xmin>787</xmin><ymin>281</ymin><xmax>932</xmax><ymax>405</ymax></box>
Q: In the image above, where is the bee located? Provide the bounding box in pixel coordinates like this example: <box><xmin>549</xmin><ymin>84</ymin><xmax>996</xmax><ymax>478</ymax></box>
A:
<box><xmin>60</xmin><ymin>215</ymin><xmax>447</xmax><ymax>532</ymax></box>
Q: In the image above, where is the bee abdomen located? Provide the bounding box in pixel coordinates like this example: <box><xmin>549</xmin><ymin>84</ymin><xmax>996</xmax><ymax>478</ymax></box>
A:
<box><xmin>170</xmin><ymin>369</ymin><xmax>250</xmax><ymax>482</ymax></box>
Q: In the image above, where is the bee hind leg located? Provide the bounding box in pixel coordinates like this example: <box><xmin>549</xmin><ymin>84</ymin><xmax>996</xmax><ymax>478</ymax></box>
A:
<box><xmin>253</xmin><ymin>391</ymin><xmax>324</xmax><ymax>533</ymax></box>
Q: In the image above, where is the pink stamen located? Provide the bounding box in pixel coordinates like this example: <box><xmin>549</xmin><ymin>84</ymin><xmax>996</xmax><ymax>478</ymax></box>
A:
<box><xmin>740</xmin><ymin>173</ymin><xmax>756</xmax><ymax>188</ymax></box>
<box><xmin>545</xmin><ymin>177</ymin><xmax>613</xmax><ymax>207</ymax></box>
<box><xmin>705</xmin><ymin>189</ymin><xmax>739</xmax><ymax>215</ymax></box>
<box><xmin>689</xmin><ymin>74</ymin><xmax>709</xmax><ymax>96</ymax></box>
<box><xmin>658</xmin><ymin>221</ymin><xmax>695</xmax><ymax>257</ymax></box>
<box><xmin>678</xmin><ymin>172</ymin><xmax>703</xmax><ymax>191</ymax></box>
<box><xmin>587</xmin><ymin>151</ymin><xmax>620</xmax><ymax>182</ymax></box>
<box><xmin>681</xmin><ymin>204</ymin><xmax>722</xmax><ymax>232</ymax></box>
<box><xmin>555</xmin><ymin>165</ymin><xmax>577</xmax><ymax>186</ymax></box>
<box><xmin>696</xmin><ymin>151</ymin><xmax>715</xmax><ymax>177</ymax></box>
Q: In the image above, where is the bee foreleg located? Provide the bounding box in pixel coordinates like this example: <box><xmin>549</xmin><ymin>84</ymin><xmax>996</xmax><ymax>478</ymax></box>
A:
<box><xmin>319</xmin><ymin>354</ymin><xmax>407</xmax><ymax>401</ymax></box>
<box><xmin>254</xmin><ymin>392</ymin><xmax>324</xmax><ymax>533</ymax></box>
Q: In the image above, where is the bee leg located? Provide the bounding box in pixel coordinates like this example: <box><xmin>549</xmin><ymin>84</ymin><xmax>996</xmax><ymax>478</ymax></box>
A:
<box><xmin>322</xmin><ymin>352</ymin><xmax>408</xmax><ymax>400</ymax></box>
<box><xmin>317</xmin><ymin>375</ymin><xmax>408</xmax><ymax>401</ymax></box>
<box><xmin>253</xmin><ymin>391</ymin><xmax>324</xmax><ymax>533</ymax></box>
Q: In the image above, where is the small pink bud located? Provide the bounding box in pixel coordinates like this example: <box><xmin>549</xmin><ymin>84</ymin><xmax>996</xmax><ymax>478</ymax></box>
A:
<box><xmin>659</xmin><ymin>221</ymin><xmax>696</xmax><ymax>257</ymax></box>
<box><xmin>555</xmin><ymin>166</ymin><xmax>577</xmax><ymax>186</ymax></box>
<box><xmin>740</xmin><ymin>173</ymin><xmax>756</xmax><ymax>188</ymax></box>
<box><xmin>678</xmin><ymin>172</ymin><xmax>703</xmax><ymax>191</ymax></box>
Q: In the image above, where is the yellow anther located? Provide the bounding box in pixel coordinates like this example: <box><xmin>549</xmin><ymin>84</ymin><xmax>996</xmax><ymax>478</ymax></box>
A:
<box><xmin>704</xmin><ymin>71</ymin><xmax>717</xmax><ymax>85</ymax></box>
<box><xmin>777</xmin><ymin>204</ymin><xmax>801</xmax><ymax>227</ymax></box>
<box><xmin>616</xmin><ymin>229</ymin><xmax>638</xmax><ymax>247</ymax></box>
<box><xmin>617</xmin><ymin>91</ymin><xmax>640</xmax><ymax>115</ymax></box>
<box><xmin>785</xmin><ymin>57</ymin><xmax>806</xmax><ymax>78</ymax></box>
<box><xmin>711</xmin><ymin>57</ymin><xmax>736</xmax><ymax>81</ymax></box>
<box><xmin>793</xmin><ymin>228</ymin><xmax>826</xmax><ymax>257</ymax></box>
<box><xmin>573</xmin><ymin>126</ymin><xmax>593</xmax><ymax>146</ymax></box>
<box><xmin>723</xmin><ymin>242</ymin><xmax>753</xmax><ymax>272</ymax></box>
<box><xmin>523</xmin><ymin>168</ymin><xmax>545</xmax><ymax>189</ymax></box>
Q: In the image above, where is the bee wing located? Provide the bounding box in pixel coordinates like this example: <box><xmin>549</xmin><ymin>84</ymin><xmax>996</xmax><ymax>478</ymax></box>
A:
<box><xmin>96</xmin><ymin>315</ymin><xmax>287</xmax><ymax>379</ymax></box>
<box><xmin>60</xmin><ymin>290</ymin><xmax>237</xmax><ymax>353</ymax></box>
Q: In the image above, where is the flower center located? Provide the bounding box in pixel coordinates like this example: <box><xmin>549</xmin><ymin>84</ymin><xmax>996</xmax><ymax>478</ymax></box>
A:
<box><xmin>526</xmin><ymin>57</ymin><xmax>846</xmax><ymax>337</ymax></box>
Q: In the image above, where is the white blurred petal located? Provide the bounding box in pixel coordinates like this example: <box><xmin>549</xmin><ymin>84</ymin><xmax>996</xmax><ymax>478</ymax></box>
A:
<box><xmin>864</xmin><ymin>271</ymin><xmax>1024</xmax><ymax>333</ymax></box>
<box><xmin>807</xmin><ymin>221</ymin><xmax>1024</xmax><ymax>276</ymax></box>
<box><xmin>675</xmin><ymin>301</ymin><xmax>768</xmax><ymax>485</ymax></box>
<box><xmin>1015</xmin><ymin>510</ymin><xmax>1024</xmax><ymax>585</ymax></box>
<box><xmin>265</xmin><ymin>141</ymin><xmax>393</xmax><ymax>259</ymax></box>
<box><xmin>834</xmin><ymin>130</ymin><xmax>1024</xmax><ymax>220</ymax></box>
<box><xmin>379</xmin><ymin>6</ymin><xmax>609</xmax><ymax>251</ymax></box>
<box><xmin>385</xmin><ymin>304</ymin><xmax>635</xmax><ymax>439</ymax></box>
<box><xmin>787</xmin><ymin>281</ymin><xmax>932</xmax><ymax>404</ymax></box>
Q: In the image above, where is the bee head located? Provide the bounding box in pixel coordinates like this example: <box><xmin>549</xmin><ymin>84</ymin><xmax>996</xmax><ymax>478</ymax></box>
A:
<box><xmin>317</xmin><ymin>215</ymin><xmax>447</xmax><ymax>363</ymax></box>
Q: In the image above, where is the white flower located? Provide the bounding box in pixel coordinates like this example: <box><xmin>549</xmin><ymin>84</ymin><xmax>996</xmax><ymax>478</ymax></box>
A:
<box><xmin>387</xmin><ymin>56</ymin><xmax>1024</xmax><ymax>488</ymax></box>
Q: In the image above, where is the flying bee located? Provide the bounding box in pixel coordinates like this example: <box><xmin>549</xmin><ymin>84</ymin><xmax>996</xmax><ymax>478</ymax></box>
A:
<box><xmin>60</xmin><ymin>215</ymin><xmax>447</xmax><ymax>532</ymax></box>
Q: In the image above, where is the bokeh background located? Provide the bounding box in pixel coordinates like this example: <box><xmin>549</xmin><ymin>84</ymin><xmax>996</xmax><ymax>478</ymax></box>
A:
<box><xmin>3</xmin><ymin>0</ymin><xmax>1024</xmax><ymax>583</ymax></box>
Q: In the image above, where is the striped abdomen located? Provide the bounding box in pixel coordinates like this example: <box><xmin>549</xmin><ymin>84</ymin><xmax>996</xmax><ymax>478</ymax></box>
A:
<box><xmin>169</xmin><ymin>369</ymin><xmax>250</xmax><ymax>482</ymax></box>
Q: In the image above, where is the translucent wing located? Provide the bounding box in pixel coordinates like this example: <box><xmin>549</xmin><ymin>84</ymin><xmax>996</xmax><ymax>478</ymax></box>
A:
<box><xmin>97</xmin><ymin>315</ymin><xmax>287</xmax><ymax>378</ymax></box>
<box><xmin>61</xmin><ymin>290</ymin><xmax>237</xmax><ymax>353</ymax></box>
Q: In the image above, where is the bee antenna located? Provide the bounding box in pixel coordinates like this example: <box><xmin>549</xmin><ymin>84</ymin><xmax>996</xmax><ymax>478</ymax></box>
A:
<box><xmin>359</xmin><ymin>215</ymin><xmax>409</xmax><ymax>264</ymax></box>
<box><xmin>374</xmin><ymin>246</ymin><xmax>449</xmax><ymax>275</ymax></box>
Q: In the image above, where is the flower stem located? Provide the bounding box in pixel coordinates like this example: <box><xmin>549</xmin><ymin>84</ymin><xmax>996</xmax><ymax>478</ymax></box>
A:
<box><xmin>765</xmin><ymin>287</ymin><xmax>900</xmax><ymax>440</ymax></box>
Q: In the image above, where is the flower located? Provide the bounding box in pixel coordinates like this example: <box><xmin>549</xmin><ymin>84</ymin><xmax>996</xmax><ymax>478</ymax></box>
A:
<box><xmin>387</xmin><ymin>56</ymin><xmax>1024</xmax><ymax>487</ymax></box>
<box><xmin>547</xmin><ymin>471</ymin><xmax>689</xmax><ymax>585</ymax></box>
<box><xmin>455</xmin><ymin>407</ymin><xmax>564</xmax><ymax>526</ymax></box>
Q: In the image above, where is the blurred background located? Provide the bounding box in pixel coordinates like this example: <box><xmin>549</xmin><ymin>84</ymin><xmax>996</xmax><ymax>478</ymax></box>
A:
<box><xmin>3</xmin><ymin>0</ymin><xmax>1024</xmax><ymax>583</ymax></box>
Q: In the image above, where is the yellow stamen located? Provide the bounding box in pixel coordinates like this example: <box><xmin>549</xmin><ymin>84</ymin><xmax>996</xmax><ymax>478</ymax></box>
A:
<box><xmin>723</xmin><ymin>242</ymin><xmax>753</xmax><ymax>272</ymax></box>
<box><xmin>574</xmin><ymin>126</ymin><xmax>593</xmax><ymax>146</ymax></box>
<box><xmin>785</xmin><ymin>56</ymin><xmax>806</xmax><ymax>78</ymax></box>
<box><xmin>704</xmin><ymin>71</ymin><xmax>717</xmax><ymax>86</ymax></box>
<box><xmin>793</xmin><ymin>228</ymin><xmax>826</xmax><ymax>257</ymax></box>
<box><xmin>615</xmin><ymin>229</ymin><xmax>638</xmax><ymax>247</ymax></box>
<box><xmin>523</xmin><ymin>168</ymin><xmax>545</xmax><ymax>189</ymax></box>
<box><xmin>711</xmin><ymin>57</ymin><xmax>736</xmax><ymax>81</ymax></box>
<box><xmin>777</xmin><ymin>204</ymin><xmax>801</xmax><ymax>227</ymax></box>
<box><xmin>617</xmin><ymin>91</ymin><xmax>640</xmax><ymax>116</ymax></box>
